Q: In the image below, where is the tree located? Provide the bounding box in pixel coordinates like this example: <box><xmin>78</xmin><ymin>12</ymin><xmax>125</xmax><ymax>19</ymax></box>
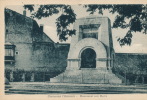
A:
<box><xmin>24</xmin><ymin>4</ymin><xmax>147</xmax><ymax>45</ymax></box>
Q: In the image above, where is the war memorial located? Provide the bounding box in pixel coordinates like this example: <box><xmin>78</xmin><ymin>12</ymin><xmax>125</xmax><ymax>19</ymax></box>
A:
<box><xmin>50</xmin><ymin>16</ymin><xmax>122</xmax><ymax>84</ymax></box>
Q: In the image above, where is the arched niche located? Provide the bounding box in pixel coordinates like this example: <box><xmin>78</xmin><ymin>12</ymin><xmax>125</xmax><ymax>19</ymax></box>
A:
<box><xmin>80</xmin><ymin>48</ymin><xmax>96</xmax><ymax>68</ymax></box>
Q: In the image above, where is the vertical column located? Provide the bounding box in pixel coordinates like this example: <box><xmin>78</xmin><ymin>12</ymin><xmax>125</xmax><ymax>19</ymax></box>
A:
<box><xmin>22</xmin><ymin>72</ymin><xmax>26</xmax><ymax>82</ymax></box>
<box><xmin>78</xmin><ymin>58</ymin><xmax>81</xmax><ymax>69</ymax></box>
<box><xmin>30</xmin><ymin>73</ymin><xmax>35</xmax><ymax>82</ymax></box>
<box><xmin>66</xmin><ymin>60</ymin><xmax>70</xmax><ymax>70</ymax></box>
<box><xmin>10</xmin><ymin>71</ymin><xmax>14</xmax><ymax>82</ymax></box>
<box><xmin>107</xmin><ymin>58</ymin><xmax>111</xmax><ymax>70</ymax></box>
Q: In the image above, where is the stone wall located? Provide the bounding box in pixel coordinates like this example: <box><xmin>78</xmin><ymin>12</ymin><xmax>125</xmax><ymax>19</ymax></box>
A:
<box><xmin>31</xmin><ymin>43</ymin><xmax>69</xmax><ymax>77</ymax></box>
<box><xmin>114</xmin><ymin>53</ymin><xmax>147</xmax><ymax>72</ymax></box>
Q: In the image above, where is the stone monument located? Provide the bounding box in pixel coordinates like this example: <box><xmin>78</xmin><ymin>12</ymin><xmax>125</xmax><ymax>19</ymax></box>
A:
<box><xmin>50</xmin><ymin>16</ymin><xmax>122</xmax><ymax>84</ymax></box>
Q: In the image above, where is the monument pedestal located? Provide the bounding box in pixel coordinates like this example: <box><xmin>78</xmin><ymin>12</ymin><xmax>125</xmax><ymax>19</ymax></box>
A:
<box><xmin>50</xmin><ymin>68</ymin><xmax>122</xmax><ymax>84</ymax></box>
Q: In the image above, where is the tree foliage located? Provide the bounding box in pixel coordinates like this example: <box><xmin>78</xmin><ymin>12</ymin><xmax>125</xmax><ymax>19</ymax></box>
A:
<box><xmin>24</xmin><ymin>5</ymin><xmax>76</xmax><ymax>41</ymax></box>
<box><xmin>85</xmin><ymin>5</ymin><xmax>147</xmax><ymax>46</ymax></box>
<box><xmin>24</xmin><ymin>5</ymin><xmax>147</xmax><ymax>45</ymax></box>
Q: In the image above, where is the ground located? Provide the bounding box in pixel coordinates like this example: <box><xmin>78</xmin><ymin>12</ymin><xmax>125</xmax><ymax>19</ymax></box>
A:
<box><xmin>5</xmin><ymin>82</ymin><xmax>147</xmax><ymax>94</ymax></box>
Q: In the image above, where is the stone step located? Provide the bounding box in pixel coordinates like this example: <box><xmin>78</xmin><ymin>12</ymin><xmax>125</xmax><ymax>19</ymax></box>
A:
<box><xmin>50</xmin><ymin>69</ymin><xmax>122</xmax><ymax>84</ymax></box>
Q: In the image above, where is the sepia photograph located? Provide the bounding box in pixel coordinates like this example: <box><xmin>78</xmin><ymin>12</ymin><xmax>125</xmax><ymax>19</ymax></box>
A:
<box><xmin>0</xmin><ymin>0</ymin><xmax>147</xmax><ymax>99</ymax></box>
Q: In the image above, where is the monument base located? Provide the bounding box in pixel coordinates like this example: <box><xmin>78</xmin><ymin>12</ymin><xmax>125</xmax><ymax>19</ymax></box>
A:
<box><xmin>50</xmin><ymin>68</ymin><xmax>122</xmax><ymax>84</ymax></box>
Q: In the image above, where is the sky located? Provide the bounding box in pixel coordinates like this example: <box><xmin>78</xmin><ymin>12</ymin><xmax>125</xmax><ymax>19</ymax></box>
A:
<box><xmin>6</xmin><ymin>5</ymin><xmax>147</xmax><ymax>53</ymax></box>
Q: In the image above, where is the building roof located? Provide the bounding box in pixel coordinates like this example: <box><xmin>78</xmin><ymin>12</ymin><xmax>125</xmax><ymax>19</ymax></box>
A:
<box><xmin>5</xmin><ymin>8</ymin><xmax>55</xmax><ymax>44</ymax></box>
